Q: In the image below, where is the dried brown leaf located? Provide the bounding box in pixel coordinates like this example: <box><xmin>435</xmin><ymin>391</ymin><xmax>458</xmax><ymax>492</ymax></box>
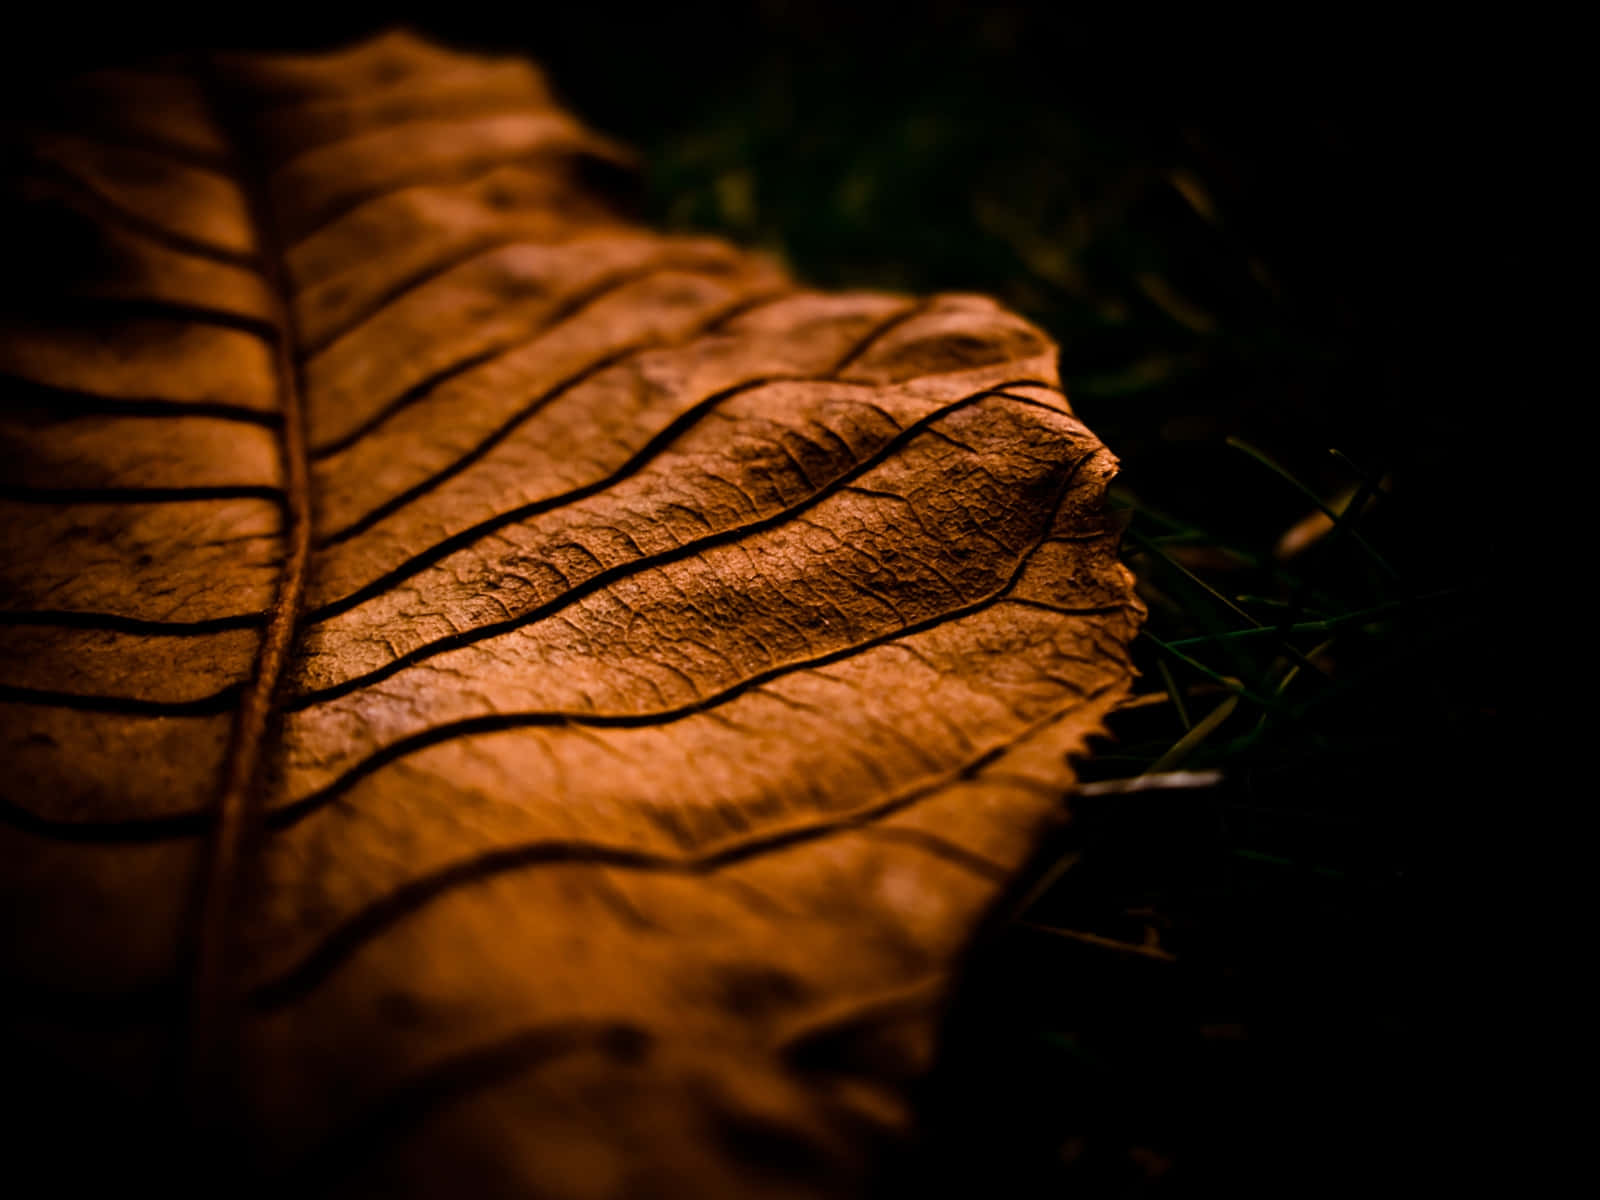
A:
<box><xmin>0</xmin><ymin>32</ymin><xmax>1140</xmax><ymax>1197</ymax></box>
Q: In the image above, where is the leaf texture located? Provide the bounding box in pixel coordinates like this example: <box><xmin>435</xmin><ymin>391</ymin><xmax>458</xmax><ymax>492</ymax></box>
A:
<box><xmin>0</xmin><ymin>32</ymin><xmax>1141</xmax><ymax>1197</ymax></box>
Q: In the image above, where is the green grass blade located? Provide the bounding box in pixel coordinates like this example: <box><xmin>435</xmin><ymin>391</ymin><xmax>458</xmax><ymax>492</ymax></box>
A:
<box><xmin>1156</xmin><ymin>658</ymin><xmax>1192</xmax><ymax>730</ymax></box>
<box><xmin>1141</xmin><ymin>633</ymin><xmax>1278</xmax><ymax>709</ymax></box>
<box><xmin>1144</xmin><ymin>692</ymin><xmax>1240</xmax><ymax>774</ymax></box>
<box><xmin>1227</xmin><ymin>436</ymin><xmax>1399</xmax><ymax>578</ymax></box>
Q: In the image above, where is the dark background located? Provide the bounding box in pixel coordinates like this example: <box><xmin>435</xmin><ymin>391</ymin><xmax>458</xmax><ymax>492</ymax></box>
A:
<box><xmin>9</xmin><ymin>3</ymin><xmax>1538</xmax><ymax>1194</ymax></box>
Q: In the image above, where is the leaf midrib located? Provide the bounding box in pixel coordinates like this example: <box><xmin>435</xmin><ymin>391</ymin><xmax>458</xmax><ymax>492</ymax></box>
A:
<box><xmin>180</xmin><ymin>58</ymin><xmax>315</xmax><ymax>1123</ymax></box>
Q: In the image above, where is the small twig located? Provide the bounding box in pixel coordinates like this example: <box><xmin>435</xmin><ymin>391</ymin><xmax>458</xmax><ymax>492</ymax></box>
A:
<box><xmin>1077</xmin><ymin>770</ymin><xmax>1223</xmax><ymax>797</ymax></box>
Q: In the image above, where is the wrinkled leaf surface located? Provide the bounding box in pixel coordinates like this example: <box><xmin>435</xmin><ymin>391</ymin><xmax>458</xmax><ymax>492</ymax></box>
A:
<box><xmin>0</xmin><ymin>32</ymin><xmax>1140</xmax><ymax>1197</ymax></box>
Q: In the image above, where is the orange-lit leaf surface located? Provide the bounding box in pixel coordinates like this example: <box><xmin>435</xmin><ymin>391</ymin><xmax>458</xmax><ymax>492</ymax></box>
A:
<box><xmin>0</xmin><ymin>32</ymin><xmax>1140</xmax><ymax>1196</ymax></box>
